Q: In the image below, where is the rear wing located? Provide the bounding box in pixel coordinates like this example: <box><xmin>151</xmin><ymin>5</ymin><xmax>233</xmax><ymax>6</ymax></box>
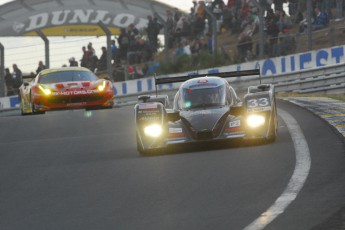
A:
<box><xmin>154</xmin><ymin>69</ymin><xmax>260</xmax><ymax>85</ymax></box>
<box><xmin>153</xmin><ymin>69</ymin><xmax>261</xmax><ymax>96</ymax></box>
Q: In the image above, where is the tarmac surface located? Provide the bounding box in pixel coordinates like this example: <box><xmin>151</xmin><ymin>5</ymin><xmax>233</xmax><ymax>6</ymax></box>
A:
<box><xmin>285</xmin><ymin>97</ymin><xmax>345</xmax><ymax>230</ymax></box>
<box><xmin>284</xmin><ymin>97</ymin><xmax>345</xmax><ymax>138</ymax></box>
<box><xmin>0</xmin><ymin>96</ymin><xmax>345</xmax><ymax>229</ymax></box>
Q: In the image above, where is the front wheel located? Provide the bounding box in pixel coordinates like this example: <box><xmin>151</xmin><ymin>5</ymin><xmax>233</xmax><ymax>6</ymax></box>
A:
<box><xmin>20</xmin><ymin>96</ymin><xmax>30</xmax><ymax>116</ymax></box>
<box><xmin>136</xmin><ymin>134</ymin><xmax>152</xmax><ymax>156</ymax></box>
<box><xmin>31</xmin><ymin>101</ymin><xmax>45</xmax><ymax>115</ymax></box>
<box><xmin>136</xmin><ymin>134</ymin><xmax>165</xmax><ymax>156</ymax></box>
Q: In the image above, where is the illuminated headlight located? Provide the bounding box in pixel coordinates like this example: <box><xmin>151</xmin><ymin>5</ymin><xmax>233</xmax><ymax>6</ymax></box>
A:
<box><xmin>97</xmin><ymin>81</ymin><xmax>106</xmax><ymax>91</ymax></box>
<box><xmin>247</xmin><ymin>114</ymin><xmax>265</xmax><ymax>128</ymax></box>
<box><xmin>144</xmin><ymin>124</ymin><xmax>162</xmax><ymax>137</ymax></box>
<box><xmin>38</xmin><ymin>85</ymin><xmax>51</xmax><ymax>95</ymax></box>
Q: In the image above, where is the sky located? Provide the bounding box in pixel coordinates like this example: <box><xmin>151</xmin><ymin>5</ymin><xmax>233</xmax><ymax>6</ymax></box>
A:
<box><xmin>0</xmin><ymin>0</ymin><xmax>195</xmax><ymax>73</ymax></box>
<box><xmin>0</xmin><ymin>0</ymin><xmax>194</xmax><ymax>11</ymax></box>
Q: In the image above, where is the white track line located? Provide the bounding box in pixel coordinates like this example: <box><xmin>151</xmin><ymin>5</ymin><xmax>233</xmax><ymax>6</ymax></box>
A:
<box><xmin>244</xmin><ymin>109</ymin><xmax>311</xmax><ymax>230</ymax></box>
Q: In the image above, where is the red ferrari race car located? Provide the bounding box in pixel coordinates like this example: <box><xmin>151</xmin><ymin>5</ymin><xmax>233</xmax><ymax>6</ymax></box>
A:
<box><xmin>19</xmin><ymin>67</ymin><xmax>115</xmax><ymax>115</ymax></box>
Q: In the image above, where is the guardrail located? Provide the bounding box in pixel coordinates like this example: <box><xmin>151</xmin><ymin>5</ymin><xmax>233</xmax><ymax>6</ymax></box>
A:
<box><xmin>1</xmin><ymin>63</ymin><xmax>344</xmax><ymax>111</ymax></box>
<box><xmin>230</xmin><ymin>63</ymin><xmax>345</xmax><ymax>94</ymax></box>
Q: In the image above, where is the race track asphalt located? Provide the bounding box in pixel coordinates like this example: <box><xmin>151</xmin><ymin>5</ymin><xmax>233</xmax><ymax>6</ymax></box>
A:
<box><xmin>0</xmin><ymin>99</ymin><xmax>344</xmax><ymax>230</ymax></box>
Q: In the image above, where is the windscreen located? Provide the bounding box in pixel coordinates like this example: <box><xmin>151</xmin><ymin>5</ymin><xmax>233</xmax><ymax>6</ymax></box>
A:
<box><xmin>38</xmin><ymin>70</ymin><xmax>98</xmax><ymax>84</ymax></box>
<box><xmin>181</xmin><ymin>85</ymin><xmax>226</xmax><ymax>109</ymax></box>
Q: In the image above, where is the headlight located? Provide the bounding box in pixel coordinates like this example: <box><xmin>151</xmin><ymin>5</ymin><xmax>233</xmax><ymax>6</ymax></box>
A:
<box><xmin>97</xmin><ymin>81</ymin><xmax>106</xmax><ymax>91</ymax></box>
<box><xmin>144</xmin><ymin>124</ymin><xmax>162</xmax><ymax>137</ymax></box>
<box><xmin>247</xmin><ymin>114</ymin><xmax>265</xmax><ymax>128</ymax></box>
<box><xmin>38</xmin><ymin>85</ymin><xmax>51</xmax><ymax>95</ymax></box>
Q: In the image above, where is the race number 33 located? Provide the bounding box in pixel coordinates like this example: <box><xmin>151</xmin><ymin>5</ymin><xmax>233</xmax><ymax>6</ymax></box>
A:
<box><xmin>247</xmin><ymin>97</ymin><xmax>270</xmax><ymax>107</ymax></box>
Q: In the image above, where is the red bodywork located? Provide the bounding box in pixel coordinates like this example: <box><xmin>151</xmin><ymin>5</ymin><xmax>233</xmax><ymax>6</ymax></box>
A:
<box><xmin>30</xmin><ymin>80</ymin><xmax>114</xmax><ymax>111</ymax></box>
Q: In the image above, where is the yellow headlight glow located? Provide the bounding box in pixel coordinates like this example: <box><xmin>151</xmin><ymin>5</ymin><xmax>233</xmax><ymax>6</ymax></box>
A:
<box><xmin>144</xmin><ymin>124</ymin><xmax>162</xmax><ymax>137</ymax></box>
<box><xmin>97</xmin><ymin>81</ymin><xmax>106</xmax><ymax>91</ymax></box>
<box><xmin>247</xmin><ymin>114</ymin><xmax>265</xmax><ymax>128</ymax></box>
<box><xmin>38</xmin><ymin>85</ymin><xmax>52</xmax><ymax>95</ymax></box>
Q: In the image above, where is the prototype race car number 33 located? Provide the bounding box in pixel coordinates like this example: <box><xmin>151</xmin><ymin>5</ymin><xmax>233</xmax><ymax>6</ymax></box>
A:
<box><xmin>134</xmin><ymin>69</ymin><xmax>278</xmax><ymax>156</ymax></box>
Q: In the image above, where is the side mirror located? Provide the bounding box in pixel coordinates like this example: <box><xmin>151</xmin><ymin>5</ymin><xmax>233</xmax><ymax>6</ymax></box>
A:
<box><xmin>166</xmin><ymin>110</ymin><xmax>180</xmax><ymax>122</ymax></box>
<box><xmin>229</xmin><ymin>105</ymin><xmax>243</xmax><ymax>117</ymax></box>
<box><xmin>138</xmin><ymin>95</ymin><xmax>151</xmax><ymax>103</ymax></box>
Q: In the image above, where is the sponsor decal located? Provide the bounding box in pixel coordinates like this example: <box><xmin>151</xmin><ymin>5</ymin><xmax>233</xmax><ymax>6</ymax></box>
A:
<box><xmin>197</xmin><ymin>79</ymin><xmax>208</xmax><ymax>83</ymax></box>
<box><xmin>10</xmin><ymin>96</ymin><xmax>20</xmax><ymax>108</ymax></box>
<box><xmin>259</xmin><ymin>47</ymin><xmax>344</xmax><ymax>75</ymax></box>
<box><xmin>52</xmin><ymin>90</ymin><xmax>97</xmax><ymax>96</ymax></box>
<box><xmin>229</xmin><ymin>120</ymin><xmax>241</xmax><ymax>128</ymax></box>
<box><xmin>24</xmin><ymin>25</ymin><xmax>120</xmax><ymax>36</ymax></box>
<box><xmin>67</xmin><ymin>102</ymin><xmax>87</xmax><ymax>106</ymax></box>
<box><xmin>189</xmin><ymin>83</ymin><xmax>218</xmax><ymax>88</ymax></box>
<box><xmin>12</xmin><ymin>22</ymin><xmax>25</xmax><ymax>33</ymax></box>
<box><xmin>138</xmin><ymin>111</ymin><xmax>160</xmax><ymax>116</ymax></box>
<box><xmin>169</xmin><ymin>128</ymin><xmax>183</xmax><ymax>133</ymax></box>
<box><xmin>138</xmin><ymin>116</ymin><xmax>160</xmax><ymax>121</ymax></box>
<box><xmin>138</xmin><ymin>103</ymin><xmax>158</xmax><ymax>109</ymax></box>
<box><xmin>68</xmin><ymin>84</ymin><xmax>79</xmax><ymax>88</ymax></box>
<box><xmin>247</xmin><ymin>107</ymin><xmax>271</xmax><ymax>113</ymax></box>
<box><xmin>13</xmin><ymin>9</ymin><xmax>148</xmax><ymax>35</ymax></box>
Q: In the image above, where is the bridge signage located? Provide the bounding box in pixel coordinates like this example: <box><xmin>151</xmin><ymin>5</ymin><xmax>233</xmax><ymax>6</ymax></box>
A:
<box><xmin>0</xmin><ymin>0</ymin><xmax>171</xmax><ymax>36</ymax></box>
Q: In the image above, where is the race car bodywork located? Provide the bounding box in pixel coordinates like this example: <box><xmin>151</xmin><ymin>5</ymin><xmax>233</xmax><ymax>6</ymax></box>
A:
<box><xmin>19</xmin><ymin>67</ymin><xmax>114</xmax><ymax>115</ymax></box>
<box><xmin>134</xmin><ymin>70</ymin><xmax>277</xmax><ymax>155</ymax></box>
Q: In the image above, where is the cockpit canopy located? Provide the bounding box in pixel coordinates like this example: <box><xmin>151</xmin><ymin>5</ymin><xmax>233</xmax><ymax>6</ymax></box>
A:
<box><xmin>179</xmin><ymin>77</ymin><xmax>227</xmax><ymax>109</ymax></box>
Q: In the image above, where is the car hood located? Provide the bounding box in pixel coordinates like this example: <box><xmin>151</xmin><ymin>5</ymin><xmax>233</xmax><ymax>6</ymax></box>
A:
<box><xmin>41</xmin><ymin>81</ymin><xmax>96</xmax><ymax>90</ymax></box>
<box><xmin>180</xmin><ymin>107</ymin><xmax>229</xmax><ymax>131</ymax></box>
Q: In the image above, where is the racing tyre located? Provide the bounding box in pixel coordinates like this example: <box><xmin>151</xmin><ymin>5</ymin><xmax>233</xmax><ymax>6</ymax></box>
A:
<box><xmin>266</xmin><ymin>110</ymin><xmax>277</xmax><ymax>143</ymax></box>
<box><xmin>136</xmin><ymin>134</ymin><xmax>151</xmax><ymax>156</ymax></box>
<box><xmin>21</xmin><ymin>107</ymin><xmax>29</xmax><ymax>116</ymax></box>
<box><xmin>20</xmin><ymin>97</ymin><xmax>30</xmax><ymax>116</ymax></box>
<box><xmin>31</xmin><ymin>101</ymin><xmax>45</xmax><ymax>115</ymax></box>
<box><xmin>136</xmin><ymin>134</ymin><xmax>165</xmax><ymax>156</ymax></box>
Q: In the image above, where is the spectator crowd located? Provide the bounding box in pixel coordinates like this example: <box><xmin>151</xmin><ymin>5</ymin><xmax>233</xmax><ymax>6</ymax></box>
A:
<box><xmin>70</xmin><ymin>0</ymin><xmax>344</xmax><ymax>79</ymax></box>
<box><xmin>4</xmin><ymin>64</ymin><xmax>23</xmax><ymax>96</ymax></box>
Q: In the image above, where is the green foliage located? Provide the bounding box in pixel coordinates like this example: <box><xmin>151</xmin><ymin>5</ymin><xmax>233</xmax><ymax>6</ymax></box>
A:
<box><xmin>158</xmin><ymin>50</ymin><xmax>233</xmax><ymax>74</ymax></box>
<box><xmin>159</xmin><ymin>54</ymin><xmax>192</xmax><ymax>74</ymax></box>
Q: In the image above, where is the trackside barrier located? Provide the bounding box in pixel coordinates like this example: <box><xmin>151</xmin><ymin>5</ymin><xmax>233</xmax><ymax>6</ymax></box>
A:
<box><xmin>237</xmin><ymin>63</ymin><xmax>345</xmax><ymax>93</ymax></box>
<box><xmin>1</xmin><ymin>44</ymin><xmax>345</xmax><ymax>110</ymax></box>
<box><xmin>1</xmin><ymin>62</ymin><xmax>344</xmax><ymax>111</ymax></box>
